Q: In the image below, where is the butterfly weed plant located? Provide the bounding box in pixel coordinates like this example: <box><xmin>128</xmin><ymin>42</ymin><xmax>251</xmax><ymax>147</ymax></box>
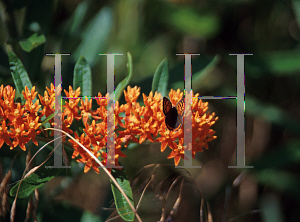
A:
<box><xmin>1</xmin><ymin>50</ymin><xmax>218</xmax><ymax>221</ymax></box>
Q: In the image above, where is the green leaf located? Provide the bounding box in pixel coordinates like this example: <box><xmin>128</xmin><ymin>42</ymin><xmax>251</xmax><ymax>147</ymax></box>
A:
<box><xmin>115</xmin><ymin>52</ymin><xmax>133</xmax><ymax>101</ymax></box>
<box><xmin>291</xmin><ymin>0</ymin><xmax>300</xmax><ymax>29</ymax></box>
<box><xmin>8</xmin><ymin>50</ymin><xmax>33</xmax><ymax>102</ymax></box>
<box><xmin>220</xmin><ymin>88</ymin><xmax>300</xmax><ymax>135</ymax></box>
<box><xmin>19</xmin><ymin>33</ymin><xmax>46</xmax><ymax>52</ymax></box>
<box><xmin>81</xmin><ymin>211</ymin><xmax>102</xmax><ymax>222</ymax></box>
<box><xmin>166</xmin><ymin>7</ymin><xmax>220</xmax><ymax>38</ymax></box>
<box><xmin>254</xmin><ymin>169</ymin><xmax>300</xmax><ymax>201</ymax></box>
<box><xmin>74</xmin><ymin>7</ymin><xmax>113</xmax><ymax>66</ymax></box>
<box><xmin>260</xmin><ymin>193</ymin><xmax>284</xmax><ymax>222</ymax></box>
<box><xmin>10</xmin><ymin>167</ymin><xmax>62</xmax><ymax>199</ymax></box>
<box><xmin>263</xmin><ymin>50</ymin><xmax>300</xmax><ymax>74</ymax></box>
<box><xmin>251</xmin><ymin>140</ymin><xmax>300</xmax><ymax>170</ymax></box>
<box><xmin>73</xmin><ymin>56</ymin><xmax>92</xmax><ymax>97</ymax></box>
<box><xmin>191</xmin><ymin>55</ymin><xmax>221</xmax><ymax>89</ymax></box>
<box><xmin>152</xmin><ymin>58</ymin><xmax>169</xmax><ymax>97</ymax></box>
<box><xmin>40</xmin><ymin>111</ymin><xmax>57</xmax><ymax>127</ymax></box>
<box><xmin>170</xmin><ymin>56</ymin><xmax>220</xmax><ymax>92</ymax></box>
<box><xmin>67</xmin><ymin>1</ymin><xmax>88</xmax><ymax>35</ymax></box>
<box><xmin>111</xmin><ymin>168</ymin><xmax>135</xmax><ymax>221</ymax></box>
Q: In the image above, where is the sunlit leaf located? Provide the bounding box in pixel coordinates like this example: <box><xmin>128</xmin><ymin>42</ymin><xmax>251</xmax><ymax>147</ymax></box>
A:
<box><xmin>73</xmin><ymin>56</ymin><xmax>92</xmax><ymax>97</ymax></box>
<box><xmin>111</xmin><ymin>169</ymin><xmax>135</xmax><ymax>221</ymax></box>
<box><xmin>19</xmin><ymin>33</ymin><xmax>46</xmax><ymax>52</ymax></box>
<box><xmin>152</xmin><ymin>58</ymin><xmax>169</xmax><ymax>97</ymax></box>
<box><xmin>10</xmin><ymin>167</ymin><xmax>62</xmax><ymax>199</ymax></box>
<box><xmin>8</xmin><ymin>50</ymin><xmax>33</xmax><ymax>103</ymax></box>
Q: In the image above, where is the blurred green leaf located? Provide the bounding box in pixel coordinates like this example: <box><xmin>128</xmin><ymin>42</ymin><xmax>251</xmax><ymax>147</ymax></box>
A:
<box><xmin>8</xmin><ymin>50</ymin><xmax>33</xmax><ymax>102</ymax></box>
<box><xmin>68</xmin><ymin>1</ymin><xmax>89</xmax><ymax>35</ymax></box>
<box><xmin>152</xmin><ymin>58</ymin><xmax>169</xmax><ymax>97</ymax></box>
<box><xmin>170</xmin><ymin>56</ymin><xmax>220</xmax><ymax>92</ymax></box>
<box><xmin>10</xmin><ymin>167</ymin><xmax>62</xmax><ymax>199</ymax></box>
<box><xmin>73</xmin><ymin>56</ymin><xmax>92</xmax><ymax>97</ymax></box>
<box><xmin>19</xmin><ymin>33</ymin><xmax>46</xmax><ymax>52</ymax></box>
<box><xmin>227</xmin><ymin>51</ymin><xmax>300</xmax><ymax>77</ymax></box>
<box><xmin>260</xmin><ymin>194</ymin><xmax>284</xmax><ymax>222</ymax></box>
<box><xmin>111</xmin><ymin>168</ymin><xmax>135</xmax><ymax>221</ymax></box>
<box><xmin>74</xmin><ymin>7</ymin><xmax>113</xmax><ymax>65</ymax></box>
<box><xmin>221</xmin><ymin>88</ymin><xmax>300</xmax><ymax>135</ymax></box>
<box><xmin>263</xmin><ymin>50</ymin><xmax>300</xmax><ymax>74</ymax></box>
<box><xmin>254</xmin><ymin>169</ymin><xmax>300</xmax><ymax>201</ymax></box>
<box><xmin>291</xmin><ymin>0</ymin><xmax>300</xmax><ymax>28</ymax></box>
<box><xmin>81</xmin><ymin>211</ymin><xmax>102</xmax><ymax>222</ymax></box>
<box><xmin>133</xmin><ymin>35</ymin><xmax>170</xmax><ymax>83</ymax></box>
<box><xmin>251</xmin><ymin>140</ymin><xmax>300</xmax><ymax>169</ymax></box>
<box><xmin>115</xmin><ymin>52</ymin><xmax>133</xmax><ymax>101</ymax></box>
<box><xmin>191</xmin><ymin>55</ymin><xmax>221</xmax><ymax>87</ymax></box>
<box><xmin>166</xmin><ymin>7</ymin><xmax>220</xmax><ymax>38</ymax></box>
<box><xmin>172</xmin><ymin>55</ymin><xmax>221</xmax><ymax>91</ymax></box>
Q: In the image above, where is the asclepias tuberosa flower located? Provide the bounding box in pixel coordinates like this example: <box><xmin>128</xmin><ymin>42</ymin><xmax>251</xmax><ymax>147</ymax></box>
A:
<box><xmin>0</xmin><ymin>84</ymin><xmax>218</xmax><ymax>173</ymax></box>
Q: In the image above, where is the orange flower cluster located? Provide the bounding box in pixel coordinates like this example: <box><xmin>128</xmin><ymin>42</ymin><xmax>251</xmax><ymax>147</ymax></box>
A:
<box><xmin>0</xmin><ymin>84</ymin><xmax>218</xmax><ymax>173</ymax></box>
<box><xmin>0</xmin><ymin>85</ymin><xmax>41</xmax><ymax>150</ymax></box>
<box><xmin>118</xmin><ymin>87</ymin><xmax>218</xmax><ymax>166</ymax></box>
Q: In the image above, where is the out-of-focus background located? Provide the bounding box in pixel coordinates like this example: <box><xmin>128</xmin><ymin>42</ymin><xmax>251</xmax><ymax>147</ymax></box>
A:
<box><xmin>0</xmin><ymin>0</ymin><xmax>300</xmax><ymax>221</ymax></box>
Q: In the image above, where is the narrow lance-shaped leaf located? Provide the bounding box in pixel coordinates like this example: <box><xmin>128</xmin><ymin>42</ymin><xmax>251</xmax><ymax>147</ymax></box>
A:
<box><xmin>110</xmin><ymin>168</ymin><xmax>135</xmax><ymax>221</ymax></box>
<box><xmin>115</xmin><ymin>52</ymin><xmax>133</xmax><ymax>101</ymax></box>
<box><xmin>8</xmin><ymin>49</ymin><xmax>34</xmax><ymax>103</ymax></box>
<box><xmin>152</xmin><ymin>58</ymin><xmax>169</xmax><ymax>97</ymax></box>
<box><xmin>40</xmin><ymin>111</ymin><xmax>57</xmax><ymax>128</ymax></box>
<box><xmin>73</xmin><ymin>56</ymin><xmax>92</xmax><ymax>97</ymax></box>
<box><xmin>74</xmin><ymin>7</ymin><xmax>113</xmax><ymax>66</ymax></box>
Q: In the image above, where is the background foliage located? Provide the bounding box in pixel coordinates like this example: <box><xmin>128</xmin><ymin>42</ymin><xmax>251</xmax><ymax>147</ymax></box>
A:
<box><xmin>0</xmin><ymin>0</ymin><xmax>300</xmax><ymax>221</ymax></box>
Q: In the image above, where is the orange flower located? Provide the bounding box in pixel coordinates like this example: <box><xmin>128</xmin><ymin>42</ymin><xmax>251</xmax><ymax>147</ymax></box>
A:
<box><xmin>83</xmin><ymin>120</ymin><xmax>102</xmax><ymax>147</ymax></box>
<box><xmin>24</xmin><ymin>99</ymin><xmax>41</xmax><ymax>118</ymax></box>
<box><xmin>25</xmin><ymin>116</ymin><xmax>41</xmax><ymax>146</ymax></box>
<box><xmin>46</xmin><ymin>83</ymin><xmax>55</xmax><ymax>97</ymax></box>
<box><xmin>68</xmin><ymin>120</ymin><xmax>107</xmax><ymax>174</ymax></box>
<box><xmin>78</xmin><ymin>97</ymin><xmax>93</xmax><ymax>125</ymax></box>
<box><xmin>3</xmin><ymin>85</ymin><xmax>15</xmax><ymax>103</ymax></box>
<box><xmin>95</xmin><ymin>92</ymin><xmax>107</xmax><ymax>107</ymax></box>
<box><xmin>77</xmin><ymin>148</ymin><xmax>101</xmax><ymax>174</ymax></box>
<box><xmin>0</xmin><ymin>120</ymin><xmax>13</xmax><ymax>148</ymax></box>
<box><xmin>148</xmin><ymin>100</ymin><xmax>164</xmax><ymax>127</ymax></box>
<box><xmin>63</xmin><ymin>86</ymin><xmax>81</xmax><ymax>124</ymax></box>
<box><xmin>167</xmin><ymin>138</ymin><xmax>187</xmax><ymax>166</ymax></box>
<box><xmin>168</xmin><ymin>88</ymin><xmax>183</xmax><ymax>105</ymax></box>
<box><xmin>114</xmin><ymin>101</ymin><xmax>125</xmax><ymax>128</ymax></box>
<box><xmin>0</xmin><ymin>84</ymin><xmax>3</xmax><ymax>99</ymax></box>
<box><xmin>0</xmin><ymin>82</ymin><xmax>218</xmax><ymax>172</ymax></box>
<box><xmin>1</xmin><ymin>85</ymin><xmax>16</xmax><ymax>119</ymax></box>
<box><xmin>39</xmin><ymin>88</ymin><xmax>55</xmax><ymax>118</ymax></box>
<box><xmin>22</xmin><ymin>86</ymin><xmax>37</xmax><ymax>101</ymax></box>
<box><xmin>8</xmin><ymin>103</ymin><xmax>25</xmax><ymax>126</ymax></box>
<box><xmin>139</xmin><ymin>117</ymin><xmax>157</xmax><ymax>143</ymax></box>
<box><xmin>101</xmin><ymin>138</ymin><xmax>127</xmax><ymax>173</ymax></box>
<box><xmin>62</xmin><ymin>116</ymin><xmax>74</xmax><ymax>140</ymax></box>
<box><xmin>69</xmin><ymin>132</ymin><xmax>91</xmax><ymax>159</ymax></box>
<box><xmin>10</xmin><ymin>123</ymin><xmax>29</xmax><ymax>151</ymax></box>
<box><xmin>124</xmin><ymin>86</ymin><xmax>140</xmax><ymax>104</ymax></box>
<box><xmin>157</xmin><ymin>122</ymin><xmax>181</xmax><ymax>152</ymax></box>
